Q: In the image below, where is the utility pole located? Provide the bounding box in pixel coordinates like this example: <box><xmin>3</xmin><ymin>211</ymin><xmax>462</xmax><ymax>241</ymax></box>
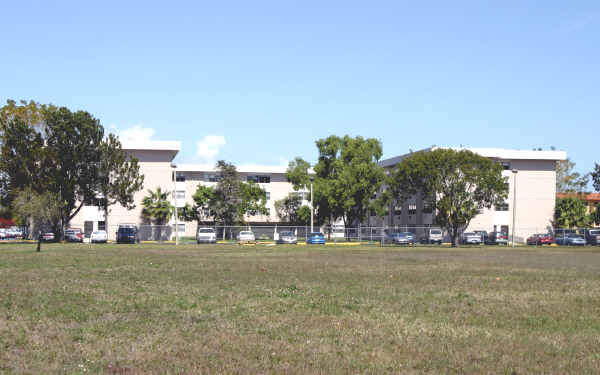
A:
<box><xmin>310</xmin><ymin>181</ymin><xmax>314</xmax><ymax>233</ymax></box>
<box><xmin>512</xmin><ymin>169</ymin><xmax>518</xmax><ymax>247</ymax></box>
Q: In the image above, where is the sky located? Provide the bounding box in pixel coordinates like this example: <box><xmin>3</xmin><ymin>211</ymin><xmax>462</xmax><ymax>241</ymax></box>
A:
<box><xmin>1</xmin><ymin>1</ymin><xmax>598</xmax><ymax>179</ymax></box>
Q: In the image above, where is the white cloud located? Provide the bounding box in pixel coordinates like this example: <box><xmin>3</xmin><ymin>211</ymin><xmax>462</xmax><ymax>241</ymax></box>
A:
<box><xmin>118</xmin><ymin>125</ymin><xmax>156</xmax><ymax>143</ymax></box>
<box><xmin>196</xmin><ymin>135</ymin><xmax>226</xmax><ymax>163</ymax></box>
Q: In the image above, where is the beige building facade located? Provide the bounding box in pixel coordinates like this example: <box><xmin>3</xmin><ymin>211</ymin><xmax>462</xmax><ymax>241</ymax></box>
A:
<box><xmin>369</xmin><ymin>148</ymin><xmax>567</xmax><ymax>242</ymax></box>
<box><xmin>70</xmin><ymin>141</ymin><xmax>310</xmax><ymax>240</ymax></box>
<box><xmin>71</xmin><ymin>142</ymin><xmax>565</xmax><ymax>242</ymax></box>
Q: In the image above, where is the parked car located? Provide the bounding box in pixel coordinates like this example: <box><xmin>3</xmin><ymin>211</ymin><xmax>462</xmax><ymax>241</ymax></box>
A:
<box><xmin>90</xmin><ymin>230</ymin><xmax>108</xmax><ymax>243</ymax></box>
<box><xmin>487</xmin><ymin>231</ymin><xmax>509</xmax><ymax>245</ymax></box>
<box><xmin>42</xmin><ymin>232</ymin><xmax>55</xmax><ymax>242</ymax></box>
<box><xmin>237</xmin><ymin>230</ymin><xmax>256</xmax><ymax>244</ymax></box>
<box><xmin>197</xmin><ymin>227</ymin><xmax>217</xmax><ymax>244</ymax></box>
<box><xmin>9</xmin><ymin>227</ymin><xmax>23</xmax><ymax>239</ymax></box>
<box><xmin>116</xmin><ymin>225</ymin><xmax>139</xmax><ymax>244</ymax></box>
<box><xmin>555</xmin><ymin>233</ymin><xmax>586</xmax><ymax>246</ymax></box>
<box><xmin>420</xmin><ymin>228</ymin><xmax>443</xmax><ymax>244</ymax></box>
<box><xmin>276</xmin><ymin>231</ymin><xmax>298</xmax><ymax>244</ymax></box>
<box><xmin>474</xmin><ymin>230</ymin><xmax>489</xmax><ymax>244</ymax></box>
<box><xmin>0</xmin><ymin>229</ymin><xmax>6</xmax><ymax>240</ymax></box>
<box><xmin>65</xmin><ymin>228</ymin><xmax>84</xmax><ymax>243</ymax></box>
<box><xmin>585</xmin><ymin>229</ymin><xmax>600</xmax><ymax>246</ymax></box>
<box><xmin>306</xmin><ymin>232</ymin><xmax>326</xmax><ymax>245</ymax></box>
<box><xmin>4</xmin><ymin>228</ymin><xmax>16</xmax><ymax>239</ymax></box>
<box><xmin>387</xmin><ymin>232</ymin><xmax>416</xmax><ymax>245</ymax></box>
<box><xmin>461</xmin><ymin>232</ymin><xmax>482</xmax><ymax>245</ymax></box>
<box><xmin>526</xmin><ymin>233</ymin><xmax>554</xmax><ymax>245</ymax></box>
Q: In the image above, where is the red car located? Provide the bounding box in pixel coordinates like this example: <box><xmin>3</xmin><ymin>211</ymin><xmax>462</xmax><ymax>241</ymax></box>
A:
<box><xmin>526</xmin><ymin>233</ymin><xmax>554</xmax><ymax>245</ymax></box>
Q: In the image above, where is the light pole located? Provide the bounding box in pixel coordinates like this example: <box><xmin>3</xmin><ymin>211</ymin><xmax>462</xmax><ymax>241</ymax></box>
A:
<box><xmin>310</xmin><ymin>181</ymin><xmax>314</xmax><ymax>233</ymax></box>
<box><xmin>172</xmin><ymin>166</ymin><xmax>179</xmax><ymax>246</ymax></box>
<box><xmin>511</xmin><ymin>168</ymin><xmax>518</xmax><ymax>247</ymax></box>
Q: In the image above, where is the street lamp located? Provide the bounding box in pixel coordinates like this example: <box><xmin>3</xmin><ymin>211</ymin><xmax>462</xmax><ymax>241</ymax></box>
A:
<box><xmin>511</xmin><ymin>168</ymin><xmax>518</xmax><ymax>247</ymax></box>
<box><xmin>310</xmin><ymin>179</ymin><xmax>314</xmax><ymax>233</ymax></box>
<box><xmin>172</xmin><ymin>164</ymin><xmax>179</xmax><ymax>246</ymax></box>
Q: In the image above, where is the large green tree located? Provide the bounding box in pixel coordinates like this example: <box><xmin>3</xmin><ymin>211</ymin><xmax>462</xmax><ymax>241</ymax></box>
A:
<box><xmin>210</xmin><ymin>161</ymin><xmax>267</xmax><ymax>227</ymax></box>
<box><xmin>388</xmin><ymin>148</ymin><xmax>508</xmax><ymax>247</ymax></box>
<box><xmin>554</xmin><ymin>197</ymin><xmax>590</xmax><ymax>228</ymax></box>
<box><xmin>590</xmin><ymin>203</ymin><xmax>600</xmax><ymax>226</ymax></box>
<box><xmin>0</xmin><ymin>102</ymin><xmax>143</xmax><ymax>240</ymax></box>
<box><xmin>286</xmin><ymin>135</ymin><xmax>387</xmax><ymax>229</ymax></box>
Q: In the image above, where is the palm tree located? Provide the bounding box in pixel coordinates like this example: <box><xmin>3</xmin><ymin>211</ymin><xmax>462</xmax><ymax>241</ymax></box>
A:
<box><xmin>141</xmin><ymin>187</ymin><xmax>173</xmax><ymax>241</ymax></box>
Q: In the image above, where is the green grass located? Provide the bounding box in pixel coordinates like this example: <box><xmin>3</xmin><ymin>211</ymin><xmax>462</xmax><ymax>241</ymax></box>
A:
<box><xmin>2</xmin><ymin>243</ymin><xmax>600</xmax><ymax>374</ymax></box>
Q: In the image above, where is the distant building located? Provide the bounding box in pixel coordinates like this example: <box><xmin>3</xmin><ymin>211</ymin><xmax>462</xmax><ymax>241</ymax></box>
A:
<box><xmin>369</xmin><ymin>147</ymin><xmax>567</xmax><ymax>242</ymax></box>
<box><xmin>70</xmin><ymin>141</ymin><xmax>310</xmax><ymax>240</ymax></box>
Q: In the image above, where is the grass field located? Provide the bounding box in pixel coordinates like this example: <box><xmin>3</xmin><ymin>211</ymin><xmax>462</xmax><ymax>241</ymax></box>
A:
<box><xmin>2</xmin><ymin>243</ymin><xmax>600</xmax><ymax>374</ymax></box>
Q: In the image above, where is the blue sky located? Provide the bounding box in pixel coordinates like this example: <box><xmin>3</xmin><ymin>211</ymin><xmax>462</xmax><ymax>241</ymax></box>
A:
<box><xmin>1</xmin><ymin>1</ymin><xmax>598</xmax><ymax>178</ymax></box>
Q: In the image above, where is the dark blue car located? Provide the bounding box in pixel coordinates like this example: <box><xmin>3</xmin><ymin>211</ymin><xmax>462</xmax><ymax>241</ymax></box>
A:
<box><xmin>306</xmin><ymin>232</ymin><xmax>326</xmax><ymax>244</ymax></box>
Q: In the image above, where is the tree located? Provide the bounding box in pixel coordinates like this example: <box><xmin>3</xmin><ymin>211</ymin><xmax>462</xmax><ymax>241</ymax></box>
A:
<box><xmin>178</xmin><ymin>185</ymin><xmax>217</xmax><ymax>235</ymax></box>
<box><xmin>11</xmin><ymin>188</ymin><xmax>62</xmax><ymax>239</ymax></box>
<box><xmin>388</xmin><ymin>148</ymin><xmax>508</xmax><ymax>247</ymax></box>
<box><xmin>275</xmin><ymin>194</ymin><xmax>305</xmax><ymax>224</ymax></box>
<box><xmin>0</xmin><ymin>101</ymin><xmax>144</xmax><ymax>240</ymax></box>
<box><xmin>590</xmin><ymin>203</ymin><xmax>600</xmax><ymax>226</ymax></box>
<box><xmin>554</xmin><ymin>197</ymin><xmax>590</xmax><ymax>228</ymax></box>
<box><xmin>286</xmin><ymin>135</ymin><xmax>387</xmax><ymax>230</ymax></box>
<box><xmin>211</xmin><ymin>160</ymin><xmax>267</xmax><ymax>227</ymax></box>
<box><xmin>141</xmin><ymin>187</ymin><xmax>173</xmax><ymax>241</ymax></box>
<box><xmin>556</xmin><ymin>158</ymin><xmax>589</xmax><ymax>193</ymax></box>
<box><xmin>592</xmin><ymin>163</ymin><xmax>600</xmax><ymax>192</ymax></box>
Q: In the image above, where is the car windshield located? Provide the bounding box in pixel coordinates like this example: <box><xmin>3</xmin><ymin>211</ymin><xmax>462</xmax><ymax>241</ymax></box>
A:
<box><xmin>568</xmin><ymin>234</ymin><xmax>583</xmax><ymax>238</ymax></box>
<box><xmin>240</xmin><ymin>231</ymin><xmax>253</xmax><ymax>235</ymax></box>
<box><xmin>430</xmin><ymin>230</ymin><xmax>442</xmax><ymax>234</ymax></box>
<box><xmin>199</xmin><ymin>229</ymin><xmax>214</xmax><ymax>233</ymax></box>
<box><xmin>400</xmin><ymin>232</ymin><xmax>413</xmax><ymax>236</ymax></box>
<box><xmin>589</xmin><ymin>230</ymin><xmax>600</xmax><ymax>235</ymax></box>
<box><xmin>119</xmin><ymin>228</ymin><xmax>135</xmax><ymax>233</ymax></box>
<box><xmin>464</xmin><ymin>232</ymin><xmax>475</xmax><ymax>236</ymax></box>
<box><xmin>280</xmin><ymin>232</ymin><xmax>293</xmax><ymax>236</ymax></box>
<box><xmin>311</xmin><ymin>232</ymin><xmax>324</xmax><ymax>236</ymax></box>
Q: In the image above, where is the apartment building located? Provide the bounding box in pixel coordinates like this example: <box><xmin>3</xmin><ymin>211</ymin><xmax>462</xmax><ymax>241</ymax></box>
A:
<box><xmin>368</xmin><ymin>147</ymin><xmax>567</xmax><ymax>242</ymax></box>
<box><xmin>70</xmin><ymin>140</ymin><xmax>309</xmax><ymax>240</ymax></box>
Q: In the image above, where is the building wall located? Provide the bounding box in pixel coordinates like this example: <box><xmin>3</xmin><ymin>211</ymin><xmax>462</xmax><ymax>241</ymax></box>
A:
<box><xmin>70</xmin><ymin>149</ymin><xmax>176</xmax><ymax>240</ymax></box>
<box><xmin>371</xmin><ymin>158</ymin><xmax>558</xmax><ymax>242</ymax></box>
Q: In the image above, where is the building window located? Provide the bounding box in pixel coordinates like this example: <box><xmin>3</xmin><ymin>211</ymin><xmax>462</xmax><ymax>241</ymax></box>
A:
<box><xmin>501</xmin><ymin>162</ymin><xmax>511</xmax><ymax>170</ymax></box>
<box><xmin>206</xmin><ymin>174</ymin><xmax>222</xmax><ymax>182</ymax></box>
<box><xmin>496</xmin><ymin>203</ymin><xmax>509</xmax><ymax>211</ymax></box>
<box><xmin>370</xmin><ymin>209</ymin><xmax>376</xmax><ymax>217</ymax></box>
<box><xmin>172</xmin><ymin>223</ymin><xmax>185</xmax><ymax>233</ymax></box>
<box><xmin>408</xmin><ymin>204</ymin><xmax>417</xmax><ymax>215</ymax></box>
<box><xmin>423</xmin><ymin>200</ymin><xmax>433</xmax><ymax>214</ymax></box>
<box><xmin>98</xmin><ymin>221</ymin><xmax>106</xmax><ymax>231</ymax></box>
<box><xmin>175</xmin><ymin>190</ymin><xmax>185</xmax><ymax>199</ymax></box>
<box><xmin>175</xmin><ymin>172</ymin><xmax>185</xmax><ymax>182</ymax></box>
<box><xmin>394</xmin><ymin>206</ymin><xmax>402</xmax><ymax>216</ymax></box>
<box><xmin>265</xmin><ymin>192</ymin><xmax>270</xmax><ymax>201</ymax></box>
<box><xmin>247</xmin><ymin>175</ymin><xmax>270</xmax><ymax>183</ymax></box>
<box><xmin>290</xmin><ymin>191</ymin><xmax>308</xmax><ymax>200</ymax></box>
<box><xmin>202</xmin><ymin>208</ymin><xmax>213</xmax><ymax>217</ymax></box>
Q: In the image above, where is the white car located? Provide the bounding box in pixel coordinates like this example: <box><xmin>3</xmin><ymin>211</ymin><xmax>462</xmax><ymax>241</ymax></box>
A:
<box><xmin>237</xmin><ymin>231</ymin><xmax>255</xmax><ymax>243</ymax></box>
<box><xmin>90</xmin><ymin>230</ymin><xmax>108</xmax><ymax>243</ymax></box>
<box><xmin>197</xmin><ymin>227</ymin><xmax>217</xmax><ymax>244</ymax></box>
<box><xmin>461</xmin><ymin>232</ymin><xmax>482</xmax><ymax>245</ymax></box>
<box><xmin>0</xmin><ymin>229</ymin><xmax>6</xmax><ymax>239</ymax></box>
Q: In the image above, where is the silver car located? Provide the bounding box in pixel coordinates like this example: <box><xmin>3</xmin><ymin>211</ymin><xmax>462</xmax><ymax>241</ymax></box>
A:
<box><xmin>276</xmin><ymin>231</ymin><xmax>298</xmax><ymax>244</ymax></box>
<box><xmin>461</xmin><ymin>232</ymin><xmax>482</xmax><ymax>245</ymax></box>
